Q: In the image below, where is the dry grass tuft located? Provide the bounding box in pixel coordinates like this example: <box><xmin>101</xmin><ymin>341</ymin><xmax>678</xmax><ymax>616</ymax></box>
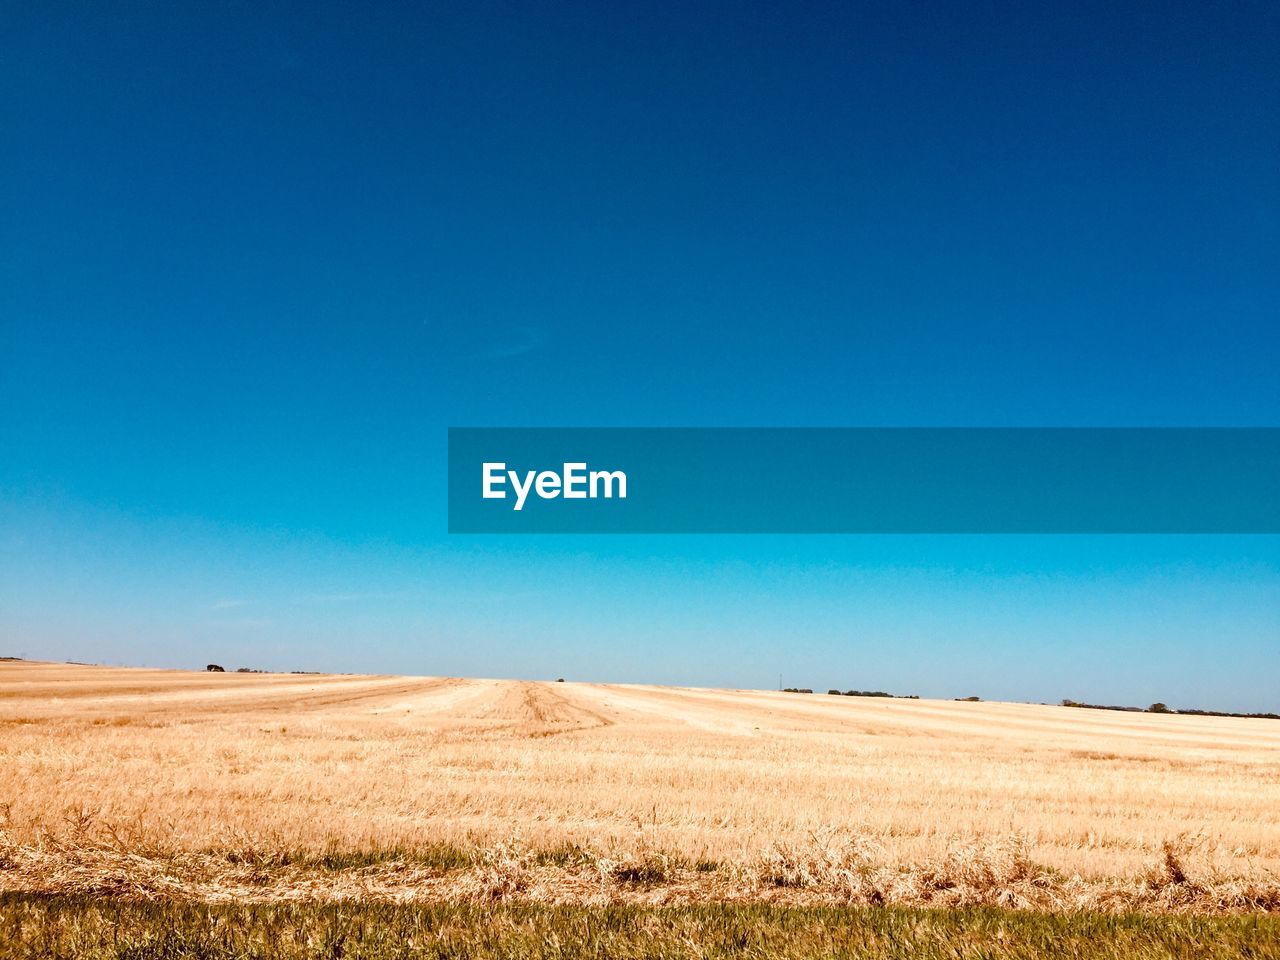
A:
<box><xmin>754</xmin><ymin>828</ymin><xmax>886</xmax><ymax>903</ymax></box>
<box><xmin>1121</xmin><ymin>837</ymin><xmax>1280</xmax><ymax>913</ymax></box>
<box><xmin>462</xmin><ymin>839</ymin><xmax>531</xmax><ymax>901</ymax></box>
<box><xmin>608</xmin><ymin>847</ymin><xmax>674</xmax><ymax>887</ymax></box>
<box><xmin>898</xmin><ymin>835</ymin><xmax>1056</xmax><ymax>909</ymax></box>
<box><xmin>575</xmin><ymin>829</ymin><xmax>681</xmax><ymax>890</ymax></box>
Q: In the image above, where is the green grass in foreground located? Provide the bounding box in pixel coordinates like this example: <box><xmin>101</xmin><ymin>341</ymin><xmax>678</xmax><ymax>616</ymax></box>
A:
<box><xmin>2</xmin><ymin>895</ymin><xmax>1278</xmax><ymax>960</ymax></box>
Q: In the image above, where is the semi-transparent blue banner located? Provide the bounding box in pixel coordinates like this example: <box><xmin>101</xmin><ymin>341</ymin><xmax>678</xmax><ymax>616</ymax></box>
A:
<box><xmin>447</xmin><ymin>428</ymin><xmax>1280</xmax><ymax>534</ymax></box>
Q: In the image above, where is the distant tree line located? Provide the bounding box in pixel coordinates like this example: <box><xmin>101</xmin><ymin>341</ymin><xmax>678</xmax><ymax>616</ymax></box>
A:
<box><xmin>827</xmin><ymin>689</ymin><xmax>919</xmax><ymax>699</ymax></box>
<box><xmin>1061</xmin><ymin>699</ymin><xmax>1279</xmax><ymax>721</ymax></box>
<box><xmin>779</xmin><ymin>687</ymin><xmax>921</xmax><ymax>698</ymax></box>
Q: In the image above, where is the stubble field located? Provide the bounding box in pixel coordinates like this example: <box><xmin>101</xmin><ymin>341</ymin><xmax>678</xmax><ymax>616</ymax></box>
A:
<box><xmin>5</xmin><ymin>659</ymin><xmax>1280</xmax><ymax>957</ymax></box>
<box><xmin>2</xmin><ymin>659</ymin><xmax>1277</xmax><ymax>914</ymax></box>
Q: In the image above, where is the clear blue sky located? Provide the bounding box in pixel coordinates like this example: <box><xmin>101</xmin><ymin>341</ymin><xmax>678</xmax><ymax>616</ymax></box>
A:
<box><xmin>2</xmin><ymin>2</ymin><xmax>1278</xmax><ymax>710</ymax></box>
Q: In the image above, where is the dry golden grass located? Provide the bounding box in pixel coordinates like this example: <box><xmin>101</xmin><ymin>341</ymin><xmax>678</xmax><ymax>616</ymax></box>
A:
<box><xmin>2</xmin><ymin>660</ymin><xmax>1278</xmax><ymax>911</ymax></box>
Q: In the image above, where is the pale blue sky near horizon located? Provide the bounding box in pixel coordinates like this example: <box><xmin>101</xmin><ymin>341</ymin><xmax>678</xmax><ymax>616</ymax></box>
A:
<box><xmin>2</xmin><ymin>2</ymin><xmax>1278</xmax><ymax>710</ymax></box>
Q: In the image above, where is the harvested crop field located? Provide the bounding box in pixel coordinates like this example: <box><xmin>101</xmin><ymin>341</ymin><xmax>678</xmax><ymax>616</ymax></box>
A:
<box><xmin>2</xmin><ymin>660</ymin><xmax>1278</xmax><ymax>914</ymax></box>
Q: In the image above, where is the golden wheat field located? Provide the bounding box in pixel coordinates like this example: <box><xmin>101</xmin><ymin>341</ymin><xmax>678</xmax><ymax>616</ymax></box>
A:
<box><xmin>2</xmin><ymin>659</ymin><xmax>1278</xmax><ymax>911</ymax></box>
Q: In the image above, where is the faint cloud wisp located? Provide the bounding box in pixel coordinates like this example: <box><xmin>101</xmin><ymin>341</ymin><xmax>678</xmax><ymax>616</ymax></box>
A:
<box><xmin>477</xmin><ymin>325</ymin><xmax>545</xmax><ymax>360</ymax></box>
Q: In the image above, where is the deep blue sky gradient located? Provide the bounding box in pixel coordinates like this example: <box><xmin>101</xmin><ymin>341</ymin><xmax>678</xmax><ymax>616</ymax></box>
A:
<box><xmin>2</xmin><ymin>2</ymin><xmax>1278</xmax><ymax>708</ymax></box>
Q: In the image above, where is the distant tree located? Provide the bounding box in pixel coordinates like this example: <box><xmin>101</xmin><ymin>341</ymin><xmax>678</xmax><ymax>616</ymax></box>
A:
<box><xmin>206</xmin><ymin>664</ymin><xmax>225</xmax><ymax>672</ymax></box>
<box><xmin>1148</xmin><ymin>702</ymin><xmax>1170</xmax><ymax>714</ymax></box>
<box><xmin>828</xmin><ymin>689</ymin><xmax>842</xmax><ymax>695</ymax></box>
